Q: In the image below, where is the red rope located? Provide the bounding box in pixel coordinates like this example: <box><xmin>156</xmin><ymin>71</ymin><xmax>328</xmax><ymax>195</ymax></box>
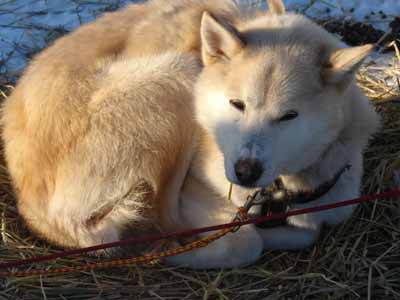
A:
<box><xmin>1</xmin><ymin>189</ymin><xmax>399</xmax><ymax>270</ymax></box>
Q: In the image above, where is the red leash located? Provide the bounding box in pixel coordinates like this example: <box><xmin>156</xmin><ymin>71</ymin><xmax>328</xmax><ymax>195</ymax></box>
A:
<box><xmin>1</xmin><ymin>189</ymin><xmax>399</xmax><ymax>272</ymax></box>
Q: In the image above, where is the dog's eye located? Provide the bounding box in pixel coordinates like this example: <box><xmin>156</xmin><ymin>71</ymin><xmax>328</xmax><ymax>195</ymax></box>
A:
<box><xmin>278</xmin><ymin>111</ymin><xmax>298</xmax><ymax>122</ymax></box>
<box><xmin>229</xmin><ymin>99</ymin><xmax>246</xmax><ymax>112</ymax></box>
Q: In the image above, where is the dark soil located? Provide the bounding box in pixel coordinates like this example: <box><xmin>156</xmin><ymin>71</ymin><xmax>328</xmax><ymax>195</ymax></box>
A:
<box><xmin>320</xmin><ymin>17</ymin><xmax>400</xmax><ymax>51</ymax></box>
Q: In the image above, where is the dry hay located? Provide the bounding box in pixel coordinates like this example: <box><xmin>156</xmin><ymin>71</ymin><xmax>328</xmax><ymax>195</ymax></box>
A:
<box><xmin>0</xmin><ymin>13</ymin><xmax>400</xmax><ymax>300</ymax></box>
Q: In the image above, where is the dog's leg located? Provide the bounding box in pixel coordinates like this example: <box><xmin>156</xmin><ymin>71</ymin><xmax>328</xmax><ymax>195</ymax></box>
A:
<box><xmin>165</xmin><ymin>177</ymin><xmax>263</xmax><ymax>269</ymax></box>
<box><xmin>166</xmin><ymin>226</ymin><xmax>263</xmax><ymax>269</ymax></box>
<box><xmin>259</xmin><ymin>166</ymin><xmax>359</xmax><ymax>251</ymax></box>
<box><xmin>258</xmin><ymin>153</ymin><xmax>361</xmax><ymax>251</ymax></box>
<box><xmin>256</xmin><ymin>225</ymin><xmax>319</xmax><ymax>250</ymax></box>
<box><xmin>45</xmin><ymin>160</ymin><xmax>158</xmax><ymax>250</ymax></box>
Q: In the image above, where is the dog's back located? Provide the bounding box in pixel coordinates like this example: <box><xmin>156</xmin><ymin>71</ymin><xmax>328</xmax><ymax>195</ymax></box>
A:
<box><xmin>1</xmin><ymin>0</ymin><xmax>238</xmax><ymax>247</ymax></box>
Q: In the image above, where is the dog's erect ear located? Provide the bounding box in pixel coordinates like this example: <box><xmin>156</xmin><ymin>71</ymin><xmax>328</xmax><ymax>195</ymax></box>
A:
<box><xmin>322</xmin><ymin>44</ymin><xmax>374</xmax><ymax>88</ymax></box>
<box><xmin>267</xmin><ymin>0</ymin><xmax>286</xmax><ymax>15</ymax></box>
<box><xmin>201</xmin><ymin>11</ymin><xmax>244</xmax><ymax>65</ymax></box>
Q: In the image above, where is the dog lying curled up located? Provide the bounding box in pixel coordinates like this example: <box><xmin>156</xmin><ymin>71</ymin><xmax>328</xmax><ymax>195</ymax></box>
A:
<box><xmin>1</xmin><ymin>0</ymin><xmax>379</xmax><ymax>268</ymax></box>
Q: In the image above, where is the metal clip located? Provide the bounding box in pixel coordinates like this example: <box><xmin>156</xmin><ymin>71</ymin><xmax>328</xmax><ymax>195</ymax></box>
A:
<box><xmin>242</xmin><ymin>189</ymin><xmax>271</xmax><ymax>212</ymax></box>
<box><xmin>231</xmin><ymin>189</ymin><xmax>271</xmax><ymax>232</ymax></box>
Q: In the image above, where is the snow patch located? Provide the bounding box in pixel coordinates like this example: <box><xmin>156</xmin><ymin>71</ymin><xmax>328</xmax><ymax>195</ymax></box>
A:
<box><xmin>0</xmin><ymin>0</ymin><xmax>399</xmax><ymax>84</ymax></box>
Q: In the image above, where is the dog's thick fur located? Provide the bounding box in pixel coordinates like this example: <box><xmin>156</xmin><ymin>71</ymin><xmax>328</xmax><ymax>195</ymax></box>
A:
<box><xmin>2</xmin><ymin>0</ymin><xmax>379</xmax><ymax>268</ymax></box>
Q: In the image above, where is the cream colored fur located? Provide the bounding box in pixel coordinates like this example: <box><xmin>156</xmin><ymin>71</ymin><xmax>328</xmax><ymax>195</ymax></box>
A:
<box><xmin>2</xmin><ymin>0</ymin><xmax>379</xmax><ymax>268</ymax></box>
<box><xmin>2</xmin><ymin>0</ymin><xmax>239</xmax><ymax>247</ymax></box>
<box><xmin>185</xmin><ymin>9</ymin><xmax>380</xmax><ymax>267</ymax></box>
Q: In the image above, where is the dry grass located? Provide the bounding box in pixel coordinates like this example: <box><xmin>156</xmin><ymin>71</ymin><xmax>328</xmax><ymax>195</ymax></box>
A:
<box><xmin>0</xmin><ymin>60</ymin><xmax>399</xmax><ymax>300</ymax></box>
<box><xmin>0</xmin><ymin>4</ymin><xmax>400</xmax><ymax>300</ymax></box>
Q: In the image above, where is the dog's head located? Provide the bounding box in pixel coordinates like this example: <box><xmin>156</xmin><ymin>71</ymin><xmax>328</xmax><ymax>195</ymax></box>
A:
<box><xmin>195</xmin><ymin>1</ymin><xmax>373</xmax><ymax>188</ymax></box>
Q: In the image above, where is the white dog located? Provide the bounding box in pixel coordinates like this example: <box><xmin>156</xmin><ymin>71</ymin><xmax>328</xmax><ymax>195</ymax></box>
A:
<box><xmin>2</xmin><ymin>0</ymin><xmax>379</xmax><ymax>268</ymax></box>
<box><xmin>169</xmin><ymin>6</ymin><xmax>380</xmax><ymax>268</ymax></box>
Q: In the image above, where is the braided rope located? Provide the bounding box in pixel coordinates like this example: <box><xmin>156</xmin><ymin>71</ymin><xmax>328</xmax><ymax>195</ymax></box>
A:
<box><xmin>0</xmin><ymin>185</ymin><xmax>249</xmax><ymax>277</ymax></box>
<box><xmin>0</xmin><ymin>189</ymin><xmax>398</xmax><ymax>277</ymax></box>
<box><xmin>0</xmin><ymin>227</ymin><xmax>234</xmax><ymax>277</ymax></box>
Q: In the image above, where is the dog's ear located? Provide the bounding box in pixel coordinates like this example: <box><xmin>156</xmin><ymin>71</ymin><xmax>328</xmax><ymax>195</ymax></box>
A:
<box><xmin>267</xmin><ymin>0</ymin><xmax>286</xmax><ymax>15</ymax></box>
<box><xmin>322</xmin><ymin>44</ymin><xmax>374</xmax><ymax>89</ymax></box>
<box><xmin>200</xmin><ymin>11</ymin><xmax>244</xmax><ymax>65</ymax></box>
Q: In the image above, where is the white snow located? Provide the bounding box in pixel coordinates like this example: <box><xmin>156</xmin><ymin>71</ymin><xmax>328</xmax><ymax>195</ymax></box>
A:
<box><xmin>0</xmin><ymin>0</ymin><xmax>132</xmax><ymax>78</ymax></box>
<box><xmin>0</xmin><ymin>0</ymin><xmax>399</xmax><ymax>84</ymax></box>
<box><xmin>242</xmin><ymin>0</ymin><xmax>400</xmax><ymax>30</ymax></box>
<box><xmin>286</xmin><ymin>0</ymin><xmax>399</xmax><ymax>31</ymax></box>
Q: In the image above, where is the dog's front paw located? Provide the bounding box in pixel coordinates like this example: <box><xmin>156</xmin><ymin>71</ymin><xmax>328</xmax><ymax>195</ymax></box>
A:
<box><xmin>165</xmin><ymin>227</ymin><xmax>263</xmax><ymax>269</ymax></box>
<box><xmin>257</xmin><ymin>225</ymin><xmax>319</xmax><ymax>250</ymax></box>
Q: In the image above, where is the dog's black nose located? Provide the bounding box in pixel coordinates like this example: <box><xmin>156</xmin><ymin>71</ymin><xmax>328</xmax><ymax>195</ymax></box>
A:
<box><xmin>234</xmin><ymin>158</ymin><xmax>263</xmax><ymax>186</ymax></box>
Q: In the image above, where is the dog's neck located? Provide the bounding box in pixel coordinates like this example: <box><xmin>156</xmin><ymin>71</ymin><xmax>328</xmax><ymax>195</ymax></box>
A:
<box><xmin>279</xmin><ymin>138</ymin><xmax>351</xmax><ymax>193</ymax></box>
